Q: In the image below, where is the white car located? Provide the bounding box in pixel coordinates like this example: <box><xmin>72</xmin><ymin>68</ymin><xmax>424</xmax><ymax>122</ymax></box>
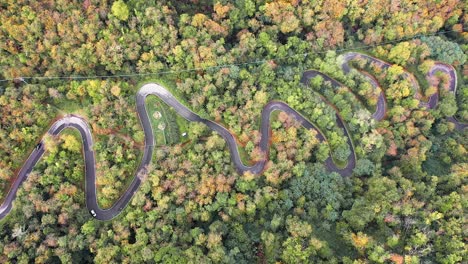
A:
<box><xmin>90</xmin><ymin>210</ymin><xmax>97</xmax><ymax>217</ymax></box>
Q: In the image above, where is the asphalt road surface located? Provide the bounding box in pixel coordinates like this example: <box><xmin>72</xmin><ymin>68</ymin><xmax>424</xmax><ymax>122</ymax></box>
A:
<box><xmin>302</xmin><ymin>69</ymin><xmax>386</xmax><ymax>121</ymax></box>
<box><xmin>1</xmin><ymin>53</ymin><xmax>465</xmax><ymax>221</ymax></box>
<box><xmin>340</xmin><ymin>52</ymin><xmax>467</xmax><ymax>129</ymax></box>
<box><xmin>0</xmin><ymin>83</ymin><xmax>356</xmax><ymax>221</ymax></box>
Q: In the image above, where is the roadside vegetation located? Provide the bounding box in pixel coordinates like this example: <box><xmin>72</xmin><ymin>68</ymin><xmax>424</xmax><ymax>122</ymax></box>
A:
<box><xmin>0</xmin><ymin>0</ymin><xmax>467</xmax><ymax>263</ymax></box>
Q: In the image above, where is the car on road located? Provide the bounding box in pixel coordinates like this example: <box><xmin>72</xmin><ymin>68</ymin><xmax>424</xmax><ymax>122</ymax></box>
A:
<box><xmin>35</xmin><ymin>142</ymin><xmax>43</xmax><ymax>150</ymax></box>
<box><xmin>90</xmin><ymin>210</ymin><xmax>97</xmax><ymax>217</ymax></box>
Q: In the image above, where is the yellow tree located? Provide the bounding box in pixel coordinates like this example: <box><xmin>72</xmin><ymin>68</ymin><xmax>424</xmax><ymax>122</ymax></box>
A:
<box><xmin>61</xmin><ymin>134</ymin><xmax>81</xmax><ymax>152</ymax></box>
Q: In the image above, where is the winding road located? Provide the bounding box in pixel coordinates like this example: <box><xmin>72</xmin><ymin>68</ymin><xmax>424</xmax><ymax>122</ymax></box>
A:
<box><xmin>0</xmin><ymin>52</ymin><xmax>465</xmax><ymax>221</ymax></box>
<box><xmin>0</xmin><ymin>83</ymin><xmax>355</xmax><ymax>221</ymax></box>
<box><xmin>340</xmin><ymin>52</ymin><xmax>467</xmax><ymax>128</ymax></box>
<box><xmin>301</xmin><ymin>70</ymin><xmax>386</xmax><ymax>121</ymax></box>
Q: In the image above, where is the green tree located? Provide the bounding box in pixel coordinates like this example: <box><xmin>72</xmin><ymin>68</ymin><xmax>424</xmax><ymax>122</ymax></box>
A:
<box><xmin>111</xmin><ymin>0</ymin><xmax>130</xmax><ymax>21</ymax></box>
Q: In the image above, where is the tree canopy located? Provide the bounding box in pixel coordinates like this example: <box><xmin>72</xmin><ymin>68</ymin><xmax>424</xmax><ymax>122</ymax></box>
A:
<box><xmin>0</xmin><ymin>0</ymin><xmax>467</xmax><ymax>263</ymax></box>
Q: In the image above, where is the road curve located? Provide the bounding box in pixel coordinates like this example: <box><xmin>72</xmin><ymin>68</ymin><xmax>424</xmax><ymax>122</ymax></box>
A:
<box><xmin>340</xmin><ymin>52</ymin><xmax>467</xmax><ymax>129</ymax></box>
<box><xmin>2</xmin><ymin>53</ymin><xmax>463</xmax><ymax>221</ymax></box>
<box><xmin>300</xmin><ymin>72</ymin><xmax>356</xmax><ymax>176</ymax></box>
<box><xmin>427</xmin><ymin>62</ymin><xmax>467</xmax><ymax>130</ymax></box>
<box><xmin>303</xmin><ymin>69</ymin><xmax>386</xmax><ymax>121</ymax></box>
<box><xmin>340</xmin><ymin>53</ymin><xmax>388</xmax><ymax>121</ymax></box>
<box><xmin>0</xmin><ymin>83</ymin><xmax>355</xmax><ymax>221</ymax></box>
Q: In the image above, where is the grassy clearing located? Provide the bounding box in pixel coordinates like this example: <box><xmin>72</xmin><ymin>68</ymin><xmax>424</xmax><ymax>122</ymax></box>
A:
<box><xmin>176</xmin><ymin>115</ymin><xmax>189</xmax><ymax>137</ymax></box>
<box><xmin>52</xmin><ymin>99</ymin><xmax>84</xmax><ymax>113</ymax></box>
<box><xmin>145</xmin><ymin>96</ymin><xmax>169</xmax><ymax>146</ymax></box>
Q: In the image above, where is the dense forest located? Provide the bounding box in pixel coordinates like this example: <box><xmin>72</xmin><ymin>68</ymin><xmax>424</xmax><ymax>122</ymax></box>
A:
<box><xmin>0</xmin><ymin>0</ymin><xmax>467</xmax><ymax>263</ymax></box>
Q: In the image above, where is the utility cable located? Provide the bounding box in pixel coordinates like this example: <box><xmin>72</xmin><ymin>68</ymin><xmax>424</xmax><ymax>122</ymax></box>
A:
<box><xmin>0</xmin><ymin>27</ymin><xmax>465</xmax><ymax>83</ymax></box>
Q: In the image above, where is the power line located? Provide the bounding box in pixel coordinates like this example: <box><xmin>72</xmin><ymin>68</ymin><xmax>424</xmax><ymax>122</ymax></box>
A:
<box><xmin>1</xmin><ymin>27</ymin><xmax>465</xmax><ymax>83</ymax></box>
